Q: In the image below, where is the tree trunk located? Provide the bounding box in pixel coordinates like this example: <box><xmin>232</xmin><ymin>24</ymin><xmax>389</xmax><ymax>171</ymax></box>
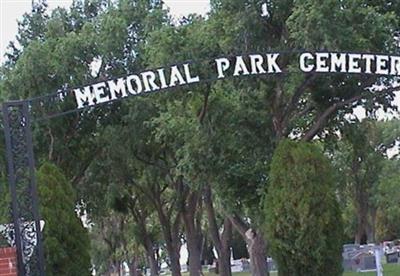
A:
<box><xmin>355</xmin><ymin>215</ymin><xmax>368</xmax><ymax>245</ymax></box>
<box><xmin>144</xmin><ymin>242</ymin><xmax>159</xmax><ymax>276</ymax></box>
<box><xmin>218</xmin><ymin>248</ymin><xmax>232</xmax><ymax>276</ymax></box>
<box><xmin>246</xmin><ymin>229</ymin><xmax>268</xmax><ymax>276</ymax></box>
<box><xmin>186</xmin><ymin>231</ymin><xmax>203</xmax><ymax>276</ymax></box>
<box><xmin>108</xmin><ymin>262</ymin><xmax>119</xmax><ymax>276</ymax></box>
<box><xmin>156</xmin><ymin>204</ymin><xmax>182</xmax><ymax>276</ymax></box>
<box><xmin>166</xmin><ymin>242</ymin><xmax>182</xmax><ymax>276</ymax></box>
<box><xmin>204</xmin><ymin>186</ymin><xmax>232</xmax><ymax>276</ymax></box>
<box><xmin>130</xmin><ymin>206</ymin><xmax>159</xmax><ymax>276</ymax></box>
<box><xmin>229</xmin><ymin>214</ymin><xmax>268</xmax><ymax>276</ymax></box>
<box><xmin>218</xmin><ymin>219</ymin><xmax>233</xmax><ymax>276</ymax></box>
<box><xmin>368</xmin><ymin>207</ymin><xmax>377</xmax><ymax>243</ymax></box>
<box><xmin>354</xmin><ymin>180</ymin><xmax>369</xmax><ymax>245</ymax></box>
<box><xmin>201</xmin><ymin>235</ymin><xmax>214</xmax><ymax>265</ymax></box>
<box><xmin>183</xmin><ymin>191</ymin><xmax>203</xmax><ymax>276</ymax></box>
<box><xmin>129</xmin><ymin>256</ymin><xmax>140</xmax><ymax>276</ymax></box>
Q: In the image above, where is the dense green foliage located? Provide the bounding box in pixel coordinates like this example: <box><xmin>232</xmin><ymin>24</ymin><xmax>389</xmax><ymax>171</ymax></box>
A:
<box><xmin>331</xmin><ymin>119</ymin><xmax>400</xmax><ymax>243</ymax></box>
<box><xmin>264</xmin><ymin>140</ymin><xmax>343</xmax><ymax>276</ymax></box>
<box><xmin>0</xmin><ymin>0</ymin><xmax>400</xmax><ymax>275</ymax></box>
<box><xmin>376</xmin><ymin>159</ymin><xmax>400</xmax><ymax>241</ymax></box>
<box><xmin>37</xmin><ymin>163</ymin><xmax>91</xmax><ymax>276</ymax></box>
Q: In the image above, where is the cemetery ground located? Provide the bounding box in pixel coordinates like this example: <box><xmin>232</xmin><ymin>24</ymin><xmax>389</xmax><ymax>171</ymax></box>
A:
<box><xmin>175</xmin><ymin>263</ymin><xmax>400</xmax><ymax>276</ymax></box>
<box><xmin>343</xmin><ymin>263</ymin><xmax>400</xmax><ymax>276</ymax></box>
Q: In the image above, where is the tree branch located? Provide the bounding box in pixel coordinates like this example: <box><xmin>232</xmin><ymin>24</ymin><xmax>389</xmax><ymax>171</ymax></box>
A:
<box><xmin>198</xmin><ymin>89</ymin><xmax>210</xmax><ymax>124</ymax></box>
<box><xmin>302</xmin><ymin>85</ymin><xmax>400</xmax><ymax>141</ymax></box>
<box><xmin>302</xmin><ymin>94</ymin><xmax>363</xmax><ymax>141</ymax></box>
<box><xmin>204</xmin><ymin>185</ymin><xmax>223</xmax><ymax>252</ymax></box>
<box><xmin>227</xmin><ymin>212</ymin><xmax>249</xmax><ymax>239</ymax></box>
<box><xmin>285</xmin><ymin>74</ymin><xmax>316</xmax><ymax>116</ymax></box>
<box><xmin>276</xmin><ymin>74</ymin><xmax>316</xmax><ymax>137</ymax></box>
<box><xmin>71</xmin><ymin>147</ymin><xmax>102</xmax><ymax>186</ymax></box>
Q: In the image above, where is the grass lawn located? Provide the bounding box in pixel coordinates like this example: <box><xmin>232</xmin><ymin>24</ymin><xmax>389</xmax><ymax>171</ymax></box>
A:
<box><xmin>186</xmin><ymin>263</ymin><xmax>400</xmax><ymax>275</ymax></box>
<box><xmin>343</xmin><ymin>263</ymin><xmax>400</xmax><ymax>276</ymax></box>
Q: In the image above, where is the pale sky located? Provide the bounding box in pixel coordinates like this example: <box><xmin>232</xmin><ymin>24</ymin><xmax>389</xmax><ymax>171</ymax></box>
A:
<box><xmin>0</xmin><ymin>0</ymin><xmax>210</xmax><ymax>64</ymax></box>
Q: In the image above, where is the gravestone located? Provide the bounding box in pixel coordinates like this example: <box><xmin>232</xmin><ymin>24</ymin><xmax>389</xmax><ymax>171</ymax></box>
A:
<box><xmin>386</xmin><ymin>252</ymin><xmax>398</xmax><ymax>263</ymax></box>
<box><xmin>343</xmin><ymin>244</ymin><xmax>360</xmax><ymax>252</ymax></box>
<box><xmin>362</xmin><ymin>255</ymin><xmax>376</xmax><ymax>270</ymax></box>
<box><xmin>267</xmin><ymin>258</ymin><xmax>277</xmax><ymax>272</ymax></box>
<box><xmin>342</xmin><ymin>244</ymin><xmax>380</xmax><ymax>272</ymax></box>
<box><xmin>342</xmin><ymin>244</ymin><xmax>361</xmax><ymax>272</ymax></box>
<box><xmin>342</xmin><ymin>258</ymin><xmax>352</xmax><ymax>272</ymax></box>
<box><xmin>241</xmin><ymin>259</ymin><xmax>250</xmax><ymax>272</ymax></box>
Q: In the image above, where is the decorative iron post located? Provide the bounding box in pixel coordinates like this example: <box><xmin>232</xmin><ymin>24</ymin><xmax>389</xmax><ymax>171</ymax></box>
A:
<box><xmin>2</xmin><ymin>101</ymin><xmax>45</xmax><ymax>276</ymax></box>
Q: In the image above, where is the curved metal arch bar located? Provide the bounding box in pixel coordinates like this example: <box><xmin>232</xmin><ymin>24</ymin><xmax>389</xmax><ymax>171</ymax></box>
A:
<box><xmin>24</xmin><ymin>50</ymin><xmax>400</xmax><ymax>122</ymax></box>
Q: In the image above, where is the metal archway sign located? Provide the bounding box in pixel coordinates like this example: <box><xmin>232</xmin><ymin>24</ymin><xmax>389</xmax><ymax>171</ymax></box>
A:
<box><xmin>2</xmin><ymin>50</ymin><xmax>400</xmax><ymax>275</ymax></box>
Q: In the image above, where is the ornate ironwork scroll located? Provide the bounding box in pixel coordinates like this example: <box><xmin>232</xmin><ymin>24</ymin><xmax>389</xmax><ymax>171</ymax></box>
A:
<box><xmin>2</xmin><ymin>101</ymin><xmax>45</xmax><ymax>276</ymax></box>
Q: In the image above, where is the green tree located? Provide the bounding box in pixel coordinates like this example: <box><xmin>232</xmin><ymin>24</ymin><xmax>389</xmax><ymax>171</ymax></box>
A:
<box><xmin>331</xmin><ymin>119</ymin><xmax>400</xmax><ymax>243</ymax></box>
<box><xmin>337</xmin><ymin>120</ymin><xmax>385</xmax><ymax>244</ymax></box>
<box><xmin>90</xmin><ymin>212</ymin><xmax>149</xmax><ymax>276</ymax></box>
<box><xmin>1</xmin><ymin>1</ymin><xmax>168</xmax><ymax>273</ymax></box>
<box><xmin>264</xmin><ymin>140</ymin><xmax>343</xmax><ymax>276</ymax></box>
<box><xmin>204</xmin><ymin>2</ymin><xmax>400</xmax><ymax>273</ymax></box>
<box><xmin>375</xmin><ymin>158</ymin><xmax>400</xmax><ymax>241</ymax></box>
<box><xmin>81</xmin><ymin>96</ymin><xmax>184</xmax><ymax>276</ymax></box>
<box><xmin>37</xmin><ymin>162</ymin><xmax>91</xmax><ymax>276</ymax></box>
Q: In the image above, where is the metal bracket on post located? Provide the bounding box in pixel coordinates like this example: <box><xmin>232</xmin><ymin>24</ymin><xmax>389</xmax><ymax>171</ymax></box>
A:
<box><xmin>2</xmin><ymin>101</ymin><xmax>45</xmax><ymax>276</ymax></box>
